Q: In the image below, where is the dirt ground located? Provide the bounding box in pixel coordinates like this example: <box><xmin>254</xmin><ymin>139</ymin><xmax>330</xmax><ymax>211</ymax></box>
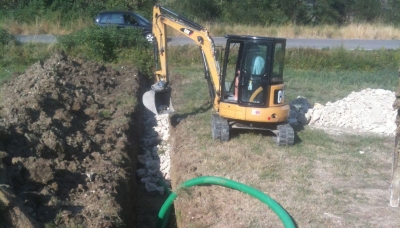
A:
<box><xmin>0</xmin><ymin>52</ymin><xmax>147</xmax><ymax>228</ymax></box>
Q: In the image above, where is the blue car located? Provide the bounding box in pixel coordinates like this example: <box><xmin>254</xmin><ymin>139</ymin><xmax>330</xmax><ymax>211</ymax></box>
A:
<box><xmin>95</xmin><ymin>11</ymin><xmax>154</xmax><ymax>42</ymax></box>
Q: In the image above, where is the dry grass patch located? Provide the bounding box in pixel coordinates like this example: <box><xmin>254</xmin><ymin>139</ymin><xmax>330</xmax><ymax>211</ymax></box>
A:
<box><xmin>2</xmin><ymin>18</ymin><xmax>92</xmax><ymax>35</ymax></box>
<box><xmin>3</xmin><ymin>17</ymin><xmax>400</xmax><ymax>40</ymax></box>
<box><xmin>171</xmin><ymin>116</ymin><xmax>398</xmax><ymax>227</ymax></box>
<box><xmin>204</xmin><ymin>22</ymin><xmax>400</xmax><ymax>40</ymax></box>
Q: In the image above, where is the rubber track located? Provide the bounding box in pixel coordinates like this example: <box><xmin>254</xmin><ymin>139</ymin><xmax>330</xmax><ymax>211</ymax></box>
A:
<box><xmin>277</xmin><ymin>124</ymin><xmax>294</xmax><ymax>146</ymax></box>
<box><xmin>211</xmin><ymin>114</ymin><xmax>229</xmax><ymax>142</ymax></box>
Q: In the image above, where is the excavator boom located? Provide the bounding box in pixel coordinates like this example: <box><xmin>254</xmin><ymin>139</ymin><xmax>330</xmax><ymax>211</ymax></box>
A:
<box><xmin>142</xmin><ymin>5</ymin><xmax>221</xmax><ymax>115</ymax></box>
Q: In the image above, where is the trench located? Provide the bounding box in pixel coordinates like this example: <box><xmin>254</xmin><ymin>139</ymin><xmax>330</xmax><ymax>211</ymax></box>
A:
<box><xmin>132</xmin><ymin>88</ymin><xmax>176</xmax><ymax>227</ymax></box>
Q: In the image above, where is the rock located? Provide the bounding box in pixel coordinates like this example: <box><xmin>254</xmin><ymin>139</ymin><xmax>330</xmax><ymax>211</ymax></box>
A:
<box><xmin>0</xmin><ymin>185</ymin><xmax>14</xmax><ymax>208</ymax></box>
<box><xmin>288</xmin><ymin>97</ymin><xmax>312</xmax><ymax>126</ymax></box>
<box><xmin>138</xmin><ymin>109</ymin><xmax>171</xmax><ymax>194</ymax></box>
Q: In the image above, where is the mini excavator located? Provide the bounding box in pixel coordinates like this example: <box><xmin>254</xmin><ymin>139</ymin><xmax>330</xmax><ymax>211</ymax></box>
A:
<box><xmin>143</xmin><ymin>5</ymin><xmax>294</xmax><ymax>145</ymax></box>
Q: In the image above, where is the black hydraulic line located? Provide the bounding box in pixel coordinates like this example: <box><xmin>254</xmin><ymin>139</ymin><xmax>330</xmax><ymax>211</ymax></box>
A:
<box><xmin>153</xmin><ymin>39</ymin><xmax>159</xmax><ymax>71</ymax></box>
<box><xmin>158</xmin><ymin>5</ymin><xmax>204</xmax><ymax>31</ymax></box>
<box><xmin>200</xmin><ymin>48</ymin><xmax>215</xmax><ymax>101</ymax></box>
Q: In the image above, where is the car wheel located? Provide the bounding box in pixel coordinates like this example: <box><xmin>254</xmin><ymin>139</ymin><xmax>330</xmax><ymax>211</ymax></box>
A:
<box><xmin>145</xmin><ymin>33</ymin><xmax>154</xmax><ymax>43</ymax></box>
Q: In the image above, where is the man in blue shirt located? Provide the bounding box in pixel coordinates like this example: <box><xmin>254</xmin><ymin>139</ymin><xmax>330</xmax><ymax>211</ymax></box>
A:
<box><xmin>252</xmin><ymin>55</ymin><xmax>265</xmax><ymax>75</ymax></box>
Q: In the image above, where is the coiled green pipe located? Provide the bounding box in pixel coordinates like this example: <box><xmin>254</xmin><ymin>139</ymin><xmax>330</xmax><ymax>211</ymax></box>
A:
<box><xmin>156</xmin><ymin>176</ymin><xmax>295</xmax><ymax>228</ymax></box>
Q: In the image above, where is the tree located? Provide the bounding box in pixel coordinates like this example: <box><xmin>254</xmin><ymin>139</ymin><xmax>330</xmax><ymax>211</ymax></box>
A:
<box><xmin>385</xmin><ymin>0</ymin><xmax>400</xmax><ymax>25</ymax></box>
<box><xmin>169</xmin><ymin>0</ymin><xmax>221</xmax><ymax>21</ymax></box>
<box><xmin>350</xmin><ymin>0</ymin><xmax>382</xmax><ymax>23</ymax></box>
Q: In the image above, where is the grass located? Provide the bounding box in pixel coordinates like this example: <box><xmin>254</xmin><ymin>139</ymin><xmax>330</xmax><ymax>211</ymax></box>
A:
<box><xmin>1</xmin><ymin>17</ymin><xmax>93</xmax><ymax>35</ymax></box>
<box><xmin>168</xmin><ymin>59</ymin><xmax>399</xmax><ymax>227</ymax></box>
<box><xmin>2</xmin><ymin>17</ymin><xmax>400</xmax><ymax>40</ymax></box>
<box><xmin>166</xmin><ymin>47</ymin><xmax>399</xmax><ymax>105</ymax></box>
<box><xmin>0</xmin><ymin>26</ymin><xmax>153</xmax><ymax>85</ymax></box>
<box><xmin>168</xmin><ymin>22</ymin><xmax>400</xmax><ymax>40</ymax></box>
<box><xmin>284</xmin><ymin>68</ymin><xmax>398</xmax><ymax>104</ymax></box>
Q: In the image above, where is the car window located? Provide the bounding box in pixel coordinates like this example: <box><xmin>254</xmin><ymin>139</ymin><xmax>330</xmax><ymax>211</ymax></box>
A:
<box><xmin>103</xmin><ymin>13</ymin><xmax>124</xmax><ymax>24</ymax></box>
<box><xmin>134</xmin><ymin>15</ymin><xmax>148</xmax><ymax>26</ymax></box>
<box><xmin>99</xmin><ymin>14</ymin><xmax>109</xmax><ymax>23</ymax></box>
<box><xmin>124</xmin><ymin>14</ymin><xmax>138</xmax><ymax>25</ymax></box>
<box><xmin>134</xmin><ymin>17</ymin><xmax>143</xmax><ymax>26</ymax></box>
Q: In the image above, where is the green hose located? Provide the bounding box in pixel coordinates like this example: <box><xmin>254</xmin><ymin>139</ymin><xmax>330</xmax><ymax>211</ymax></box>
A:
<box><xmin>156</xmin><ymin>176</ymin><xmax>295</xmax><ymax>228</ymax></box>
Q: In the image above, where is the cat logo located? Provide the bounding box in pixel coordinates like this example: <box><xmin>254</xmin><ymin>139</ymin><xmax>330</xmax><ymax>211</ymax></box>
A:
<box><xmin>180</xmin><ymin>28</ymin><xmax>194</xmax><ymax>36</ymax></box>
<box><xmin>277</xmin><ymin>90</ymin><xmax>284</xmax><ymax>103</ymax></box>
<box><xmin>274</xmin><ymin>89</ymin><xmax>284</xmax><ymax>104</ymax></box>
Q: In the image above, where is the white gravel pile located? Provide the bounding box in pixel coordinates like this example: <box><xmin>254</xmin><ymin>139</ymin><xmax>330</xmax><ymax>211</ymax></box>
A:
<box><xmin>136</xmin><ymin>109</ymin><xmax>171</xmax><ymax>194</ymax></box>
<box><xmin>306</xmin><ymin>88</ymin><xmax>397</xmax><ymax>136</ymax></box>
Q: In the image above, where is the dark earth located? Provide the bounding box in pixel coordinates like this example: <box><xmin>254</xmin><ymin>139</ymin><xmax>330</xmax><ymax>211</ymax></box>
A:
<box><xmin>0</xmin><ymin>52</ymin><xmax>163</xmax><ymax>228</ymax></box>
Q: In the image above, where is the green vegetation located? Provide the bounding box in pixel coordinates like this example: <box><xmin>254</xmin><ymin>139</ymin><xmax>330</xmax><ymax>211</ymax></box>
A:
<box><xmin>0</xmin><ymin>28</ymin><xmax>52</xmax><ymax>81</ymax></box>
<box><xmin>286</xmin><ymin>48</ymin><xmax>400</xmax><ymax>71</ymax></box>
<box><xmin>4</xmin><ymin>0</ymin><xmax>394</xmax><ymax>26</ymax></box>
<box><xmin>285</xmin><ymin>68</ymin><xmax>397</xmax><ymax>104</ymax></box>
<box><xmin>1</xmin><ymin>1</ymin><xmax>400</xmax><ymax>42</ymax></box>
<box><xmin>0</xmin><ymin>0</ymin><xmax>156</xmax><ymax>25</ymax></box>
<box><xmin>57</xmin><ymin>26</ymin><xmax>153</xmax><ymax>74</ymax></box>
<box><xmin>0</xmin><ymin>26</ymin><xmax>154</xmax><ymax>82</ymax></box>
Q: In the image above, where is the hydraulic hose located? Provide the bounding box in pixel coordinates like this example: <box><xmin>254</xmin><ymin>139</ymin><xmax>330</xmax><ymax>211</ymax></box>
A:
<box><xmin>156</xmin><ymin>176</ymin><xmax>295</xmax><ymax>228</ymax></box>
<box><xmin>158</xmin><ymin>180</ymin><xmax>172</xmax><ymax>228</ymax></box>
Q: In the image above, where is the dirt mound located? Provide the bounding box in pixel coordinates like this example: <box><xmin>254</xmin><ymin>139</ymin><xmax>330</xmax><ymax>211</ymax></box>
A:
<box><xmin>0</xmin><ymin>52</ymin><xmax>142</xmax><ymax>227</ymax></box>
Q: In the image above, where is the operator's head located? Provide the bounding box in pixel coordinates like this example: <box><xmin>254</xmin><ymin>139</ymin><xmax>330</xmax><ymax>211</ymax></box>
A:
<box><xmin>248</xmin><ymin>43</ymin><xmax>261</xmax><ymax>54</ymax></box>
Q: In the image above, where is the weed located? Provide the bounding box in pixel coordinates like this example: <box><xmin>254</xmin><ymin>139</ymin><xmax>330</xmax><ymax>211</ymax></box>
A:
<box><xmin>98</xmin><ymin>109</ymin><xmax>111</xmax><ymax>119</ymax></box>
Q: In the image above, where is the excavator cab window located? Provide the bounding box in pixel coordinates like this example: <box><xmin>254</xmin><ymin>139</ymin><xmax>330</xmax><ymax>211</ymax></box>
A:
<box><xmin>239</xmin><ymin>42</ymin><xmax>269</xmax><ymax>104</ymax></box>
<box><xmin>221</xmin><ymin>41</ymin><xmax>243</xmax><ymax>102</ymax></box>
<box><xmin>222</xmin><ymin>37</ymin><xmax>285</xmax><ymax>107</ymax></box>
<box><xmin>271</xmin><ymin>42</ymin><xmax>285</xmax><ymax>83</ymax></box>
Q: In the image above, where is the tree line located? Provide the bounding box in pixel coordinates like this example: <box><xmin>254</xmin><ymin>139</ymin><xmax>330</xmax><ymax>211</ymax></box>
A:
<box><xmin>1</xmin><ymin>0</ymin><xmax>400</xmax><ymax>26</ymax></box>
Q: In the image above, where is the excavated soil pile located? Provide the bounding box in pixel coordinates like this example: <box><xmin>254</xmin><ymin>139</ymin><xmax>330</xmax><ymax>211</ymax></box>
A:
<box><xmin>0</xmin><ymin>52</ymin><xmax>143</xmax><ymax>228</ymax></box>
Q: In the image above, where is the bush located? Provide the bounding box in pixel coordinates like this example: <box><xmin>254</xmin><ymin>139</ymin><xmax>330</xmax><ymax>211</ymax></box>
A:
<box><xmin>0</xmin><ymin>28</ymin><xmax>17</xmax><ymax>45</ymax></box>
<box><xmin>57</xmin><ymin>25</ymin><xmax>153</xmax><ymax>74</ymax></box>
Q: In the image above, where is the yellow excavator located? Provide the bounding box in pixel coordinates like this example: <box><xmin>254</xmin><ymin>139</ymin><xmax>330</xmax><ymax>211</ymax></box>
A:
<box><xmin>143</xmin><ymin>5</ymin><xmax>294</xmax><ymax>145</ymax></box>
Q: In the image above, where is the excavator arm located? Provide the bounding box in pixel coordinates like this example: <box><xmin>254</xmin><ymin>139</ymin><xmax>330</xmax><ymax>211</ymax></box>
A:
<box><xmin>143</xmin><ymin>5</ymin><xmax>221</xmax><ymax>114</ymax></box>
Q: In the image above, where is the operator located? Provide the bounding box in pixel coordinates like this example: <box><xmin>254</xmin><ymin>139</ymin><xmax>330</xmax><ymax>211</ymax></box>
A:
<box><xmin>250</xmin><ymin>45</ymin><xmax>265</xmax><ymax>75</ymax></box>
<box><xmin>252</xmin><ymin>54</ymin><xmax>265</xmax><ymax>75</ymax></box>
<box><xmin>234</xmin><ymin>69</ymin><xmax>240</xmax><ymax>100</ymax></box>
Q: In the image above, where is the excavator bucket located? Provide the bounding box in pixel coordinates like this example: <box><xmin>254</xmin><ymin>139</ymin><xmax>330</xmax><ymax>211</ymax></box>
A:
<box><xmin>142</xmin><ymin>88</ymin><xmax>174</xmax><ymax>115</ymax></box>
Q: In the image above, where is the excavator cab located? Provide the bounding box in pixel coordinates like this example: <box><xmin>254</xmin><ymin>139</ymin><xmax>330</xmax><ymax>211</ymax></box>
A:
<box><xmin>221</xmin><ymin>36</ymin><xmax>286</xmax><ymax>106</ymax></box>
<box><xmin>214</xmin><ymin>35</ymin><xmax>293</xmax><ymax>145</ymax></box>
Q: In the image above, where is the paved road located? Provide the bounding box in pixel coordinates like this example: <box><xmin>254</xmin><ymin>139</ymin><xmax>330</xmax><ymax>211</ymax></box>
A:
<box><xmin>16</xmin><ymin>35</ymin><xmax>400</xmax><ymax>50</ymax></box>
<box><xmin>16</xmin><ymin>35</ymin><xmax>57</xmax><ymax>43</ymax></box>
